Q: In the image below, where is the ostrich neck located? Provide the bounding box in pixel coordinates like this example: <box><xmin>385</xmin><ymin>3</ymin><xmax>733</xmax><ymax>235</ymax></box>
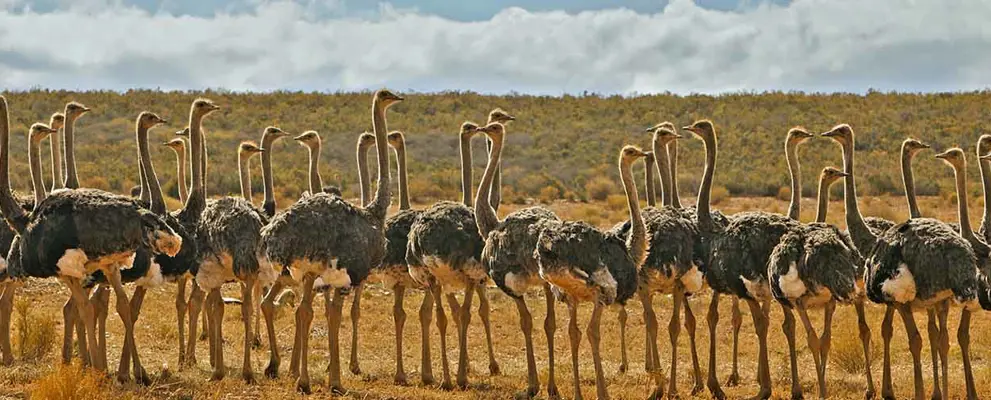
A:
<box><xmin>63</xmin><ymin>115</ymin><xmax>80</xmax><ymax>189</ymax></box>
<box><xmin>485</xmin><ymin>138</ymin><xmax>502</xmax><ymax>211</ymax></box>
<box><xmin>306</xmin><ymin>145</ymin><xmax>323</xmax><ymax>195</ymax></box>
<box><xmin>395</xmin><ymin>145</ymin><xmax>411</xmax><ymax>210</ymax></box>
<box><xmin>621</xmin><ymin>158</ymin><xmax>647</xmax><ymax>267</ymax></box>
<box><xmin>173</xmin><ymin>147</ymin><xmax>188</xmax><ymax>203</ymax></box>
<box><xmin>669</xmin><ymin>140</ymin><xmax>683</xmax><ymax>208</ymax></box>
<box><xmin>841</xmin><ymin>140</ymin><xmax>876</xmax><ymax>246</ymax></box>
<box><xmin>260</xmin><ymin>134</ymin><xmax>278</xmax><ymax>216</ymax></box>
<box><xmin>0</xmin><ymin>99</ymin><xmax>27</xmax><ymax>233</ymax></box>
<box><xmin>696</xmin><ymin>134</ymin><xmax>717</xmax><ymax>230</ymax></box>
<box><xmin>644</xmin><ymin>157</ymin><xmax>656</xmax><ymax>207</ymax></box>
<box><xmin>138</xmin><ymin>162</ymin><xmax>150</xmax><ymax>205</ymax></box>
<box><xmin>184</xmin><ymin>113</ymin><xmax>205</xmax><ymax>214</ymax></box>
<box><xmin>137</xmin><ymin>125</ymin><xmax>166</xmax><ymax>215</ymax></box>
<box><xmin>238</xmin><ymin>153</ymin><xmax>252</xmax><ymax>202</ymax></box>
<box><xmin>29</xmin><ymin>137</ymin><xmax>45</xmax><ymax>209</ymax></box>
<box><xmin>653</xmin><ymin>140</ymin><xmax>674</xmax><ymax>207</ymax></box>
<box><xmin>357</xmin><ymin>143</ymin><xmax>371</xmax><ymax>207</ymax></box>
<box><xmin>978</xmin><ymin>148</ymin><xmax>991</xmax><ymax>234</ymax></box>
<box><xmin>902</xmin><ymin>148</ymin><xmax>921</xmax><ymax>218</ymax></box>
<box><xmin>954</xmin><ymin>164</ymin><xmax>976</xmax><ymax>240</ymax></box>
<box><xmin>459</xmin><ymin>133</ymin><xmax>474</xmax><ymax>207</ymax></box>
<box><xmin>474</xmin><ymin>135</ymin><xmax>502</xmax><ymax>237</ymax></box>
<box><xmin>786</xmin><ymin>141</ymin><xmax>802</xmax><ymax>220</ymax></box>
<box><xmin>366</xmin><ymin>100</ymin><xmax>392</xmax><ymax>221</ymax></box>
<box><xmin>816</xmin><ymin>178</ymin><xmax>831</xmax><ymax>223</ymax></box>
<box><xmin>50</xmin><ymin>128</ymin><xmax>63</xmax><ymax>191</ymax></box>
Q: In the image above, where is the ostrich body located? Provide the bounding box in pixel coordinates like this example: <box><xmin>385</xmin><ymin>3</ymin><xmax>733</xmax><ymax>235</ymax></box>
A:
<box><xmin>768</xmin><ymin>165</ymin><xmax>867</xmax><ymax>399</ymax></box>
<box><xmin>260</xmin><ymin>89</ymin><xmax>402</xmax><ymax>394</ymax></box>
<box><xmin>533</xmin><ymin>141</ymin><xmax>645</xmax><ymax>400</ymax></box>
<box><xmin>0</xmin><ymin>97</ymin><xmax>181</xmax><ymax>382</ymax></box>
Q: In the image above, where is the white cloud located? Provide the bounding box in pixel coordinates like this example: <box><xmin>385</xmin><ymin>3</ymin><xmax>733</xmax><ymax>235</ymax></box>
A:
<box><xmin>0</xmin><ymin>0</ymin><xmax>989</xmax><ymax>94</ymax></box>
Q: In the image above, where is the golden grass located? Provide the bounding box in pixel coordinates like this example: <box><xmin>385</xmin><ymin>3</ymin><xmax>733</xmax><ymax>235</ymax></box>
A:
<box><xmin>14</xmin><ymin>298</ymin><xmax>55</xmax><ymax>362</ymax></box>
<box><xmin>0</xmin><ymin>196</ymin><xmax>987</xmax><ymax>399</ymax></box>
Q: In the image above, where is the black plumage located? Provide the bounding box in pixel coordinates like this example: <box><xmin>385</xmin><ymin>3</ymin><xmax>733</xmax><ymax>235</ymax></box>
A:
<box><xmin>534</xmin><ymin>221</ymin><xmax>638</xmax><ymax>305</ymax></box>
<box><xmin>483</xmin><ymin>206</ymin><xmax>560</xmax><ymax>298</ymax></box>
<box><xmin>406</xmin><ymin>201</ymin><xmax>485</xmax><ymax>284</ymax></box>
<box><xmin>769</xmin><ymin>222</ymin><xmax>863</xmax><ymax>305</ymax></box>
<box><xmin>706</xmin><ymin>211</ymin><xmax>801</xmax><ymax>299</ymax></box>
<box><xmin>379</xmin><ymin>208</ymin><xmax>420</xmax><ymax>272</ymax></box>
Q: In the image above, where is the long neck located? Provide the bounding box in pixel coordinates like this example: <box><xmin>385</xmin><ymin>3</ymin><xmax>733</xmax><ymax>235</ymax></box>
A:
<box><xmin>460</xmin><ymin>134</ymin><xmax>474</xmax><ymax>207</ymax></box>
<box><xmin>174</xmin><ymin>147</ymin><xmax>188</xmax><ymax>203</ymax></box>
<box><xmin>841</xmin><ymin>139</ymin><xmax>876</xmax><ymax>247</ymax></box>
<box><xmin>365</xmin><ymin>100</ymin><xmax>392</xmax><ymax>222</ymax></box>
<box><xmin>0</xmin><ymin>100</ymin><xmax>27</xmax><ymax>233</ymax></box>
<box><xmin>62</xmin><ymin>115</ymin><xmax>80</xmax><ymax>189</ymax></box>
<box><xmin>138</xmin><ymin>162</ymin><xmax>150</xmax><ymax>205</ymax></box>
<box><xmin>644</xmin><ymin>156</ymin><xmax>657</xmax><ymax>207</ymax></box>
<box><xmin>816</xmin><ymin>178</ymin><xmax>831</xmax><ymax>223</ymax></box>
<box><xmin>395</xmin><ymin>145</ymin><xmax>411</xmax><ymax>210</ymax></box>
<box><xmin>137</xmin><ymin>125</ymin><xmax>166</xmax><ymax>215</ymax></box>
<box><xmin>485</xmin><ymin>138</ymin><xmax>502</xmax><ymax>211</ymax></box>
<box><xmin>954</xmin><ymin>163</ymin><xmax>976</xmax><ymax>240</ymax></box>
<box><xmin>260</xmin><ymin>136</ymin><xmax>275</xmax><ymax>216</ymax></box>
<box><xmin>474</xmin><ymin>135</ymin><xmax>502</xmax><ymax>237</ymax></box>
<box><xmin>29</xmin><ymin>138</ymin><xmax>45</xmax><ymax>209</ymax></box>
<box><xmin>697</xmin><ymin>134</ymin><xmax>717</xmax><ymax>229</ymax></box>
<box><xmin>978</xmin><ymin>147</ymin><xmax>991</xmax><ymax>234</ymax></box>
<box><xmin>621</xmin><ymin>159</ymin><xmax>647</xmax><ymax>267</ymax></box>
<box><xmin>50</xmin><ymin>127</ymin><xmax>63</xmax><ymax>191</ymax></box>
<box><xmin>306</xmin><ymin>145</ymin><xmax>322</xmax><ymax>195</ymax></box>
<box><xmin>786</xmin><ymin>140</ymin><xmax>802</xmax><ymax>220</ymax></box>
<box><xmin>902</xmin><ymin>148</ymin><xmax>921</xmax><ymax>218</ymax></box>
<box><xmin>357</xmin><ymin>144</ymin><xmax>371</xmax><ymax>206</ymax></box>
<box><xmin>669</xmin><ymin>140</ymin><xmax>683</xmax><ymax>208</ymax></box>
<box><xmin>239</xmin><ymin>153</ymin><xmax>252</xmax><ymax>201</ymax></box>
<box><xmin>185</xmin><ymin>113</ymin><xmax>205</xmax><ymax>213</ymax></box>
<box><xmin>653</xmin><ymin>142</ymin><xmax>674</xmax><ymax>207</ymax></box>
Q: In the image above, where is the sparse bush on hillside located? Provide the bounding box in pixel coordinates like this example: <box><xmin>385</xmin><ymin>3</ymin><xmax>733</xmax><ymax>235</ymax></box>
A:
<box><xmin>606</xmin><ymin>194</ymin><xmax>628</xmax><ymax>211</ymax></box>
<box><xmin>15</xmin><ymin>298</ymin><xmax>55</xmax><ymax>362</ymax></box>
<box><xmin>586</xmin><ymin>177</ymin><xmax>617</xmax><ymax>201</ymax></box>
<box><xmin>776</xmin><ymin>186</ymin><xmax>790</xmax><ymax>201</ymax></box>
<box><xmin>711</xmin><ymin>185</ymin><xmax>730</xmax><ymax>205</ymax></box>
<box><xmin>539</xmin><ymin>186</ymin><xmax>561</xmax><ymax>203</ymax></box>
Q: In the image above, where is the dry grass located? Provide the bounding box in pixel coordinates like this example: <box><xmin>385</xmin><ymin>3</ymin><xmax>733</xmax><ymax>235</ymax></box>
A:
<box><xmin>0</xmin><ymin>196</ymin><xmax>988</xmax><ymax>399</ymax></box>
<box><xmin>14</xmin><ymin>298</ymin><xmax>55</xmax><ymax>362</ymax></box>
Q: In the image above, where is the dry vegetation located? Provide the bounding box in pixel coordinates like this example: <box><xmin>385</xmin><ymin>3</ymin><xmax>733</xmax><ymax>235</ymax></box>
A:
<box><xmin>1</xmin><ymin>196</ymin><xmax>989</xmax><ymax>399</ymax></box>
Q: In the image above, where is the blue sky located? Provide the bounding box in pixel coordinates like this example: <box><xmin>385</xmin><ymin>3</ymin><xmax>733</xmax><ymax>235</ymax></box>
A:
<box><xmin>0</xmin><ymin>0</ymin><xmax>987</xmax><ymax>94</ymax></box>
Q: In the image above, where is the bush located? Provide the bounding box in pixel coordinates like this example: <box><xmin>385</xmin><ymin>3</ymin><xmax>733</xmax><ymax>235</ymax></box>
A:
<box><xmin>605</xmin><ymin>194</ymin><xmax>628</xmax><ymax>212</ymax></box>
<box><xmin>710</xmin><ymin>185</ymin><xmax>731</xmax><ymax>205</ymax></box>
<box><xmin>30</xmin><ymin>363</ymin><xmax>108</xmax><ymax>400</ymax></box>
<box><xmin>776</xmin><ymin>186</ymin><xmax>791</xmax><ymax>201</ymax></box>
<box><xmin>585</xmin><ymin>177</ymin><xmax>617</xmax><ymax>201</ymax></box>
<box><xmin>538</xmin><ymin>186</ymin><xmax>561</xmax><ymax>203</ymax></box>
<box><xmin>15</xmin><ymin>298</ymin><xmax>55</xmax><ymax>362</ymax></box>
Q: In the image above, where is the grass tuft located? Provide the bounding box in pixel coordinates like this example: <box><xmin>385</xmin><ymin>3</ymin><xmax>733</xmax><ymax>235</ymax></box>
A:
<box><xmin>14</xmin><ymin>298</ymin><xmax>55</xmax><ymax>362</ymax></box>
<box><xmin>30</xmin><ymin>363</ymin><xmax>107</xmax><ymax>400</ymax></box>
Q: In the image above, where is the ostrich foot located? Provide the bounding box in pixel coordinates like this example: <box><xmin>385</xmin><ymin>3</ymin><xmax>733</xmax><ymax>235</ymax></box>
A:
<box><xmin>264</xmin><ymin>361</ymin><xmax>279</xmax><ymax>379</ymax></box>
<box><xmin>394</xmin><ymin>372</ymin><xmax>408</xmax><ymax>386</ymax></box>
<box><xmin>725</xmin><ymin>373</ymin><xmax>741</xmax><ymax>387</ymax></box>
<box><xmin>295</xmin><ymin>378</ymin><xmax>311</xmax><ymax>394</ymax></box>
<box><xmin>489</xmin><ymin>361</ymin><xmax>501</xmax><ymax>376</ymax></box>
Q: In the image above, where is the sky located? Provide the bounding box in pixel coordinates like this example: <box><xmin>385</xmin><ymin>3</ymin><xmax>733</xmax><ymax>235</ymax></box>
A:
<box><xmin>0</xmin><ymin>0</ymin><xmax>988</xmax><ymax>95</ymax></box>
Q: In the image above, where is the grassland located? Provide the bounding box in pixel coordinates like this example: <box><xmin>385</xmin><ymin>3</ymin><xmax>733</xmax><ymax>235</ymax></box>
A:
<box><xmin>2</xmin><ymin>195</ymin><xmax>989</xmax><ymax>399</ymax></box>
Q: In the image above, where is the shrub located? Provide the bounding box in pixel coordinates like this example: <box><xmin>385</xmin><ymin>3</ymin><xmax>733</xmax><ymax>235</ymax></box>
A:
<box><xmin>30</xmin><ymin>363</ymin><xmax>107</xmax><ymax>399</ymax></box>
<box><xmin>776</xmin><ymin>186</ymin><xmax>791</xmax><ymax>201</ymax></box>
<box><xmin>538</xmin><ymin>186</ymin><xmax>561</xmax><ymax>203</ymax></box>
<box><xmin>585</xmin><ymin>177</ymin><xmax>616</xmax><ymax>201</ymax></box>
<box><xmin>605</xmin><ymin>194</ymin><xmax>628</xmax><ymax>211</ymax></box>
<box><xmin>15</xmin><ymin>298</ymin><xmax>55</xmax><ymax>362</ymax></box>
<box><xmin>710</xmin><ymin>185</ymin><xmax>731</xmax><ymax>205</ymax></box>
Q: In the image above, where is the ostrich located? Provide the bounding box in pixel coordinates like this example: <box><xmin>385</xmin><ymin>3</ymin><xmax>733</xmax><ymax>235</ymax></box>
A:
<box><xmin>861</xmin><ymin>145</ymin><xmax>983</xmax><ymax>400</ymax></box>
<box><xmin>48</xmin><ymin>112</ymin><xmax>65</xmax><ymax>192</ymax></box>
<box><xmin>163</xmin><ymin>138</ymin><xmax>188</xmax><ymax>203</ymax></box>
<box><xmin>193</xmin><ymin>120</ymin><xmax>278</xmax><ymax>383</ymax></box>
<box><xmin>978</xmin><ymin>135</ymin><xmax>991</xmax><ymax>240</ymax></box>
<box><xmin>690</xmin><ymin>121</ymin><xmax>805</xmax><ymax>400</ymax></box>
<box><xmin>0</xmin><ymin>97</ymin><xmax>181</xmax><ymax>382</ymax></box>
<box><xmin>260</xmin><ymin>89</ymin><xmax>402</xmax><ymax>394</ymax></box>
<box><xmin>344</xmin><ymin>131</ymin><xmax>376</xmax><ymax>376</ymax></box>
<box><xmin>768</xmin><ymin>164</ymin><xmax>867</xmax><ymax>400</ymax></box>
<box><xmin>60</xmin><ymin>102</ymin><xmax>89</xmax><ymax>190</ymax></box>
<box><xmin>533</xmin><ymin>140</ymin><xmax>645</xmax><ymax>400</ymax></box>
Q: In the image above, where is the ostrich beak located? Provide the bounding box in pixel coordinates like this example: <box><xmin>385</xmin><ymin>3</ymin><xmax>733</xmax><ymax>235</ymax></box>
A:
<box><xmin>934</xmin><ymin>151</ymin><xmax>951</xmax><ymax>160</ymax></box>
<box><xmin>919</xmin><ymin>142</ymin><xmax>931</xmax><ymax>149</ymax></box>
<box><xmin>820</xmin><ymin>130</ymin><xmax>837</xmax><ymax>137</ymax></box>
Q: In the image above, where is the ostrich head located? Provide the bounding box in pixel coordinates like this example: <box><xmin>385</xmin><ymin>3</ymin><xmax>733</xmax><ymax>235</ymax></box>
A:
<box><xmin>477</xmin><ymin>122</ymin><xmax>505</xmax><ymax>142</ymax></box>
<box><xmin>263</xmin><ymin>126</ymin><xmax>289</xmax><ymax>141</ymax></box>
<box><xmin>374</xmin><ymin>89</ymin><xmax>404</xmax><ymax>109</ymax></box>
<box><xmin>238</xmin><ymin>141</ymin><xmax>264</xmax><ymax>158</ymax></box>
<box><xmin>682</xmin><ymin>119</ymin><xmax>715</xmax><ymax>141</ymax></box>
<box><xmin>820</xmin><ymin>124</ymin><xmax>854</xmax><ymax>147</ymax></box>
<box><xmin>644</xmin><ymin>121</ymin><xmax>676</xmax><ymax>133</ymax></box>
<box><xmin>902</xmin><ymin>138</ymin><xmax>930</xmax><ymax>157</ymax></box>
<box><xmin>977</xmin><ymin>135</ymin><xmax>991</xmax><ymax>157</ymax></box>
<box><xmin>162</xmin><ymin>138</ymin><xmax>185</xmax><ymax>150</ymax></box>
<box><xmin>137</xmin><ymin>112</ymin><xmax>167</xmax><ymax>131</ymax></box>
<box><xmin>936</xmin><ymin>148</ymin><xmax>967</xmax><ymax>169</ymax></box>
<box><xmin>29</xmin><ymin>123</ymin><xmax>57</xmax><ymax>143</ymax></box>
<box><xmin>294</xmin><ymin>131</ymin><xmax>321</xmax><ymax>149</ymax></box>
<box><xmin>620</xmin><ymin>145</ymin><xmax>648</xmax><ymax>166</ymax></box>
<box><xmin>130</xmin><ymin>185</ymin><xmax>142</xmax><ymax>198</ymax></box>
<box><xmin>820</xmin><ymin>167</ymin><xmax>849</xmax><ymax>186</ymax></box>
<box><xmin>651</xmin><ymin>127</ymin><xmax>681</xmax><ymax>147</ymax></box>
<box><xmin>387</xmin><ymin>131</ymin><xmax>405</xmax><ymax>149</ymax></box>
<box><xmin>488</xmin><ymin>108</ymin><xmax>516</xmax><ymax>124</ymax></box>
<box><xmin>191</xmin><ymin>98</ymin><xmax>220</xmax><ymax>118</ymax></box>
<box><xmin>358</xmin><ymin>132</ymin><xmax>376</xmax><ymax>149</ymax></box>
<box><xmin>459</xmin><ymin>121</ymin><xmax>479</xmax><ymax>138</ymax></box>
<box><xmin>787</xmin><ymin>127</ymin><xmax>814</xmax><ymax>145</ymax></box>
<box><xmin>65</xmin><ymin>102</ymin><xmax>91</xmax><ymax>119</ymax></box>
<box><xmin>175</xmin><ymin>127</ymin><xmax>190</xmax><ymax>137</ymax></box>
<box><xmin>49</xmin><ymin>112</ymin><xmax>65</xmax><ymax>131</ymax></box>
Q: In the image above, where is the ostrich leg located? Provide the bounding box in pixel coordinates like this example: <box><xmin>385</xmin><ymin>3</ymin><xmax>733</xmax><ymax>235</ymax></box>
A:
<box><xmin>348</xmin><ymin>283</ymin><xmax>363</xmax><ymax>375</ymax></box>
<box><xmin>797</xmin><ymin>303</ymin><xmax>826</xmax><ymax>399</ymax></box>
<box><xmin>958</xmin><ymin>309</ymin><xmax>977</xmax><ymax>400</ymax></box>
<box><xmin>175</xmin><ymin>276</ymin><xmax>188</xmax><ymax>366</ymax></box>
<box><xmin>252</xmin><ymin>283</ymin><xmax>263</xmax><ymax>348</ymax></box>
<box><xmin>781</xmin><ymin>305</ymin><xmax>801</xmax><ymax>399</ymax></box>
<box><xmin>185</xmin><ymin>283</ymin><xmax>205</xmax><ymax>367</ymax></box>
<box><xmin>667</xmin><ymin>285</ymin><xmax>686</xmax><ymax>398</ymax></box>
<box><xmin>419</xmin><ymin>288</ymin><xmax>435</xmax><ymax>385</ymax></box>
<box><xmin>91</xmin><ymin>285</ymin><xmax>110</xmax><ymax>371</ymax></box>
<box><xmin>745</xmin><ymin>298</ymin><xmax>772</xmax><ymax>400</ymax></box>
<box><xmin>617</xmin><ymin>305</ymin><xmax>628</xmax><ymax>374</ymax></box>
<box><xmin>240</xmin><ymin>277</ymin><xmax>257</xmax><ymax>383</ymax></box>
<box><xmin>61</xmin><ymin>298</ymin><xmax>77</xmax><ymax>364</ymax></box>
<box><xmin>64</xmin><ymin>278</ymin><xmax>102</xmax><ymax>371</ymax></box>
<box><xmin>639</xmin><ymin>288</ymin><xmax>658</xmax><ymax>373</ymax></box>
<box><xmin>476</xmin><ymin>284</ymin><xmax>500</xmax><ymax>375</ymax></box>
<box><xmin>936</xmin><ymin>301</ymin><xmax>949</xmax><ymax>399</ymax></box>
<box><xmin>0</xmin><ymin>283</ymin><xmax>20</xmax><ymax>366</ymax></box>
<box><xmin>896</xmin><ymin>304</ymin><xmax>925</xmax><ymax>400</ymax></box>
<box><xmin>432</xmin><ymin>284</ymin><xmax>453</xmax><ymax>390</ymax></box>
<box><xmin>706</xmin><ymin>293</ymin><xmax>726</xmax><ymax>400</ymax></box>
<box><xmin>208</xmin><ymin>288</ymin><xmax>225</xmax><ymax>381</ymax></box>
<box><xmin>294</xmin><ymin>274</ymin><xmax>316</xmax><ymax>394</ymax></box>
<box><xmin>128</xmin><ymin>285</ymin><xmax>150</xmax><ymax>385</ymax></box>
<box><xmin>391</xmin><ymin>285</ymin><xmax>408</xmax><ymax>385</ymax></box>
<box><xmin>855</xmin><ymin>302</ymin><xmax>876</xmax><ymax>399</ymax></box>
<box><xmin>820</xmin><ymin>299</ymin><xmax>836</xmax><ymax>375</ymax></box>
<box><xmin>588</xmin><ymin>301</ymin><xmax>608</xmax><ymax>400</ymax></box>
<box><xmin>107</xmin><ymin>268</ymin><xmax>137</xmax><ymax>384</ymax></box>
<box><xmin>543</xmin><ymin>283</ymin><xmax>560</xmax><ymax>399</ymax></box>
<box><xmin>456</xmin><ymin>283</ymin><xmax>476</xmax><ymax>389</ymax></box>
<box><xmin>327</xmin><ymin>288</ymin><xmax>347</xmax><ymax>394</ymax></box>
<box><xmin>880</xmin><ymin>305</ymin><xmax>895</xmax><ymax>399</ymax></box>
<box><xmin>566</xmin><ymin>300</ymin><xmax>583</xmax><ymax>400</ymax></box>
<box><xmin>684</xmin><ymin>298</ymin><xmax>705</xmax><ymax>395</ymax></box>
<box><xmin>925</xmin><ymin>309</ymin><xmax>942</xmax><ymax>400</ymax></box>
<box><xmin>727</xmin><ymin>297</ymin><xmax>742</xmax><ymax>387</ymax></box>
<box><xmin>513</xmin><ymin>297</ymin><xmax>539</xmax><ymax>398</ymax></box>
<box><xmin>261</xmin><ymin>280</ymin><xmax>284</xmax><ymax>378</ymax></box>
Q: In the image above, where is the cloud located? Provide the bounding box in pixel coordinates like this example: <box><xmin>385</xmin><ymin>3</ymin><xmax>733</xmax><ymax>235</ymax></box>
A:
<box><xmin>0</xmin><ymin>0</ymin><xmax>989</xmax><ymax>94</ymax></box>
